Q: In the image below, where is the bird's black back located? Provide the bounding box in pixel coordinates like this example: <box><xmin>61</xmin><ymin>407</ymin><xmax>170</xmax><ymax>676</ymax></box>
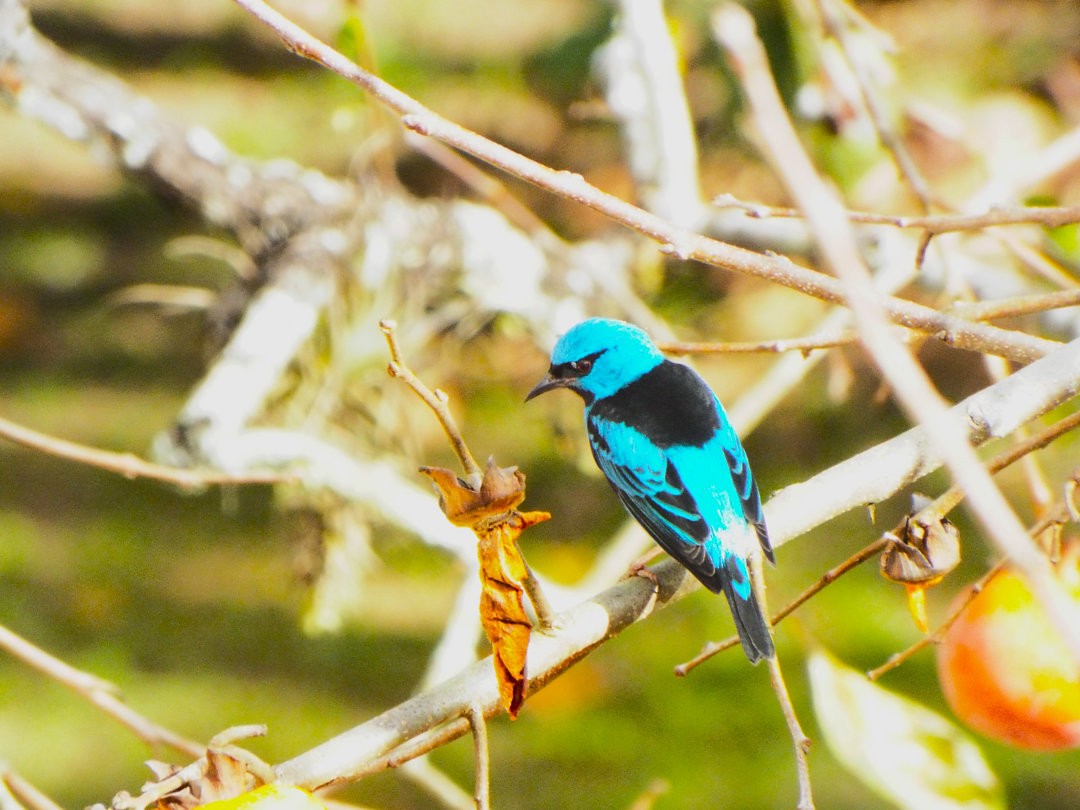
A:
<box><xmin>588</xmin><ymin>360</ymin><xmax>720</xmax><ymax>449</ymax></box>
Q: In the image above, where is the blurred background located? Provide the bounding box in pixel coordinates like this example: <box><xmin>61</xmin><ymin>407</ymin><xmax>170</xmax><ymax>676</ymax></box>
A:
<box><xmin>2</xmin><ymin>0</ymin><xmax>1080</xmax><ymax>807</ymax></box>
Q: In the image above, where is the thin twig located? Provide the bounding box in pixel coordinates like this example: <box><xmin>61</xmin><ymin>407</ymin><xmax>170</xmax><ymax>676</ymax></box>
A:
<box><xmin>866</xmin><ymin>561</ymin><xmax>1005</xmax><ymax>681</ymax></box>
<box><xmin>752</xmin><ymin>559</ymin><xmax>813</xmax><ymax>810</ymax></box>
<box><xmin>379</xmin><ymin>318</ymin><xmax>482</xmax><ymax>484</ymax></box>
<box><xmin>675</xmin><ymin>538</ymin><xmax>889</xmax><ymax>676</ymax></box>
<box><xmin>952</xmin><ymin>288</ymin><xmax>1080</xmax><ymax>321</ymax></box>
<box><xmin>714</xmin><ymin>0</ymin><xmax>1080</xmax><ymax>661</ymax></box>
<box><xmin>768</xmin><ymin>653</ymin><xmax>814</xmax><ymax>810</ymax></box>
<box><xmin>0</xmin><ymin>415</ymin><xmax>285</xmax><ymax>490</ymax></box>
<box><xmin>712</xmin><ymin>194</ymin><xmax>1080</xmax><ymax>233</ymax></box>
<box><xmin>232</xmin><ymin>0</ymin><xmax>1059</xmax><ymax>365</ymax></box>
<box><xmin>658</xmin><ymin>288</ymin><xmax>1080</xmax><ymax>357</ymax></box>
<box><xmin>659</xmin><ymin>329</ymin><xmax>860</xmax><ymax>356</ymax></box>
<box><xmin>467</xmin><ymin>707</ymin><xmax>490</xmax><ymax>810</ymax></box>
<box><xmin>0</xmin><ymin>623</ymin><xmax>204</xmax><ymax>758</ymax></box>
<box><xmin>0</xmin><ymin>767</ymin><xmax>63</xmax><ymax>810</ymax></box>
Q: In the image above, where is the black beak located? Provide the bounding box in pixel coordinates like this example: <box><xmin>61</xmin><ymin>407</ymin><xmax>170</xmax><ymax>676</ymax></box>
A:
<box><xmin>525</xmin><ymin>371</ymin><xmax>568</xmax><ymax>402</ymax></box>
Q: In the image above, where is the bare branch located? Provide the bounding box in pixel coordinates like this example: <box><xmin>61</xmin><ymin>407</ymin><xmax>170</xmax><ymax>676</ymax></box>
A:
<box><xmin>229</xmin><ymin>0</ymin><xmax>1058</xmax><ymax>365</ymax></box>
<box><xmin>0</xmin><ymin>414</ymin><xmax>283</xmax><ymax>490</ymax></box>
<box><xmin>713</xmin><ymin>1</ymin><xmax>1080</xmax><ymax>659</ymax></box>
<box><xmin>712</xmin><ymin>194</ymin><xmax>1080</xmax><ymax>233</ymax></box>
<box><xmin>380</xmin><ymin>318</ymin><xmax>482</xmax><ymax>484</ymax></box>
<box><xmin>0</xmin><ymin>623</ymin><xmax>204</xmax><ymax>758</ymax></box>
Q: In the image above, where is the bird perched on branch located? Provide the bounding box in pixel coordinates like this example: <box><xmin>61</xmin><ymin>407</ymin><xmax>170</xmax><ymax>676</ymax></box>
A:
<box><xmin>526</xmin><ymin>318</ymin><xmax>775</xmax><ymax>663</ymax></box>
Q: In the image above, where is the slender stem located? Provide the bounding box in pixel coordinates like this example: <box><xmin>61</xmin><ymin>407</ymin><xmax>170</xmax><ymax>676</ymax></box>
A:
<box><xmin>712</xmin><ymin>194</ymin><xmax>1080</xmax><ymax>233</ymax></box>
<box><xmin>0</xmin><ymin>768</ymin><xmax>63</xmax><ymax>810</ymax></box>
<box><xmin>0</xmin><ymin>414</ymin><xmax>285</xmax><ymax>489</ymax></box>
<box><xmin>467</xmin><ymin>707</ymin><xmax>490</xmax><ymax>810</ymax></box>
<box><xmin>660</xmin><ymin>329</ymin><xmax>860</xmax><ymax>356</ymax></box>
<box><xmin>380</xmin><ymin>319</ymin><xmax>482</xmax><ymax>483</ymax></box>
<box><xmin>752</xmin><ymin>557</ymin><xmax>814</xmax><ymax>810</ymax></box>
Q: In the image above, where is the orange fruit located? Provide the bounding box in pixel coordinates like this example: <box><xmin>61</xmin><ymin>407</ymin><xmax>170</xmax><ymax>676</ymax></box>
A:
<box><xmin>936</xmin><ymin>552</ymin><xmax>1080</xmax><ymax>750</ymax></box>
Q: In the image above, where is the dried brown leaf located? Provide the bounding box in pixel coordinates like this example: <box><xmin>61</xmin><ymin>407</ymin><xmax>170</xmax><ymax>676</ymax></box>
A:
<box><xmin>421</xmin><ymin>458</ymin><xmax>550</xmax><ymax>717</ymax></box>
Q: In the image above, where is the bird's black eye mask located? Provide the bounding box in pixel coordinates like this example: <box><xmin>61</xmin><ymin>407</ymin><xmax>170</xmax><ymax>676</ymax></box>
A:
<box><xmin>552</xmin><ymin>350</ymin><xmax>604</xmax><ymax>379</ymax></box>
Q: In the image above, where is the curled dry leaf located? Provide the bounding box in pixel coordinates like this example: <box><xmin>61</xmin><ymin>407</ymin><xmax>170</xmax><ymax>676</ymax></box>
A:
<box><xmin>421</xmin><ymin>458</ymin><xmax>550</xmax><ymax>718</ymax></box>
<box><xmin>110</xmin><ymin>726</ymin><xmax>273</xmax><ymax>810</ymax></box>
<box><xmin>880</xmin><ymin>498</ymin><xmax>961</xmax><ymax>632</ymax></box>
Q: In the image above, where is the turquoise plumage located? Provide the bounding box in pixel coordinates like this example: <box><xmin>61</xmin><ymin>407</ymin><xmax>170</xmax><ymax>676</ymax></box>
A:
<box><xmin>527</xmin><ymin>318</ymin><xmax>775</xmax><ymax>662</ymax></box>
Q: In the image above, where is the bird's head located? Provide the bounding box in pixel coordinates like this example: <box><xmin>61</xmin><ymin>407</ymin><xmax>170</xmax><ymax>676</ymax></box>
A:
<box><xmin>526</xmin><ymin>318</ymin><xmax>664</xmax><ymax>404</ymax></box>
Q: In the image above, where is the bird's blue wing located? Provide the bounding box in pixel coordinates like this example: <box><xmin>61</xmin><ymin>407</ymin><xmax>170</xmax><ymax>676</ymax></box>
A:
<box><xmin>587</xmin><ymin>413</ymin><xmax>736</xmax><ymax>588</ymax></box>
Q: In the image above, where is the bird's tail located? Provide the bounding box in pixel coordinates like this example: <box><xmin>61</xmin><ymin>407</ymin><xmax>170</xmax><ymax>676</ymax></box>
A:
<box><xmin>719</xmin><ymin>555</ymin><xmax>775</xmax><ymax>664</ymax></box>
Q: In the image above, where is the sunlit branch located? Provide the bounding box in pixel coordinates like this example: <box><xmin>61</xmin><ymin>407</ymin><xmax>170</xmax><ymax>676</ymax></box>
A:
<box><xmin>0</xmin><ymin>623</ymin><xmax>204</xmax><ymax>758</ymax></box>
<box><xmin>713</xmin><ymin>194</ymin><xmax>1080</xmax><ymax>233</ymax></box>
<box><xmin>231</xmin><ymin>0</ymin><xmax>1059</xmax><ymax>366</ymax></box>
<box><xmin>713</xmin><ymin>1</ymin><xmax>1080</xmax><ymax>661</ymax></box>
<box><xmin>0</xmin><ymin>414</ymin><xmax>284</xmax><ymax>490</ymax></box>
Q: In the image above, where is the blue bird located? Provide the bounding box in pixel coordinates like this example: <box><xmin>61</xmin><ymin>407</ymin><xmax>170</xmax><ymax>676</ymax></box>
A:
<box><xmin>526</xmin><ymin>318</ymin><xmax>775</xmax><ymax>663</ymax></box>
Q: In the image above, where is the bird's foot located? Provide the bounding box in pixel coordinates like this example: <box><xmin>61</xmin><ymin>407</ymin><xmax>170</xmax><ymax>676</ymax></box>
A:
<box><xmin>628</xmin><ymin>561</ymin><xmax>661</xmax><ymax>595</ymax></box>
